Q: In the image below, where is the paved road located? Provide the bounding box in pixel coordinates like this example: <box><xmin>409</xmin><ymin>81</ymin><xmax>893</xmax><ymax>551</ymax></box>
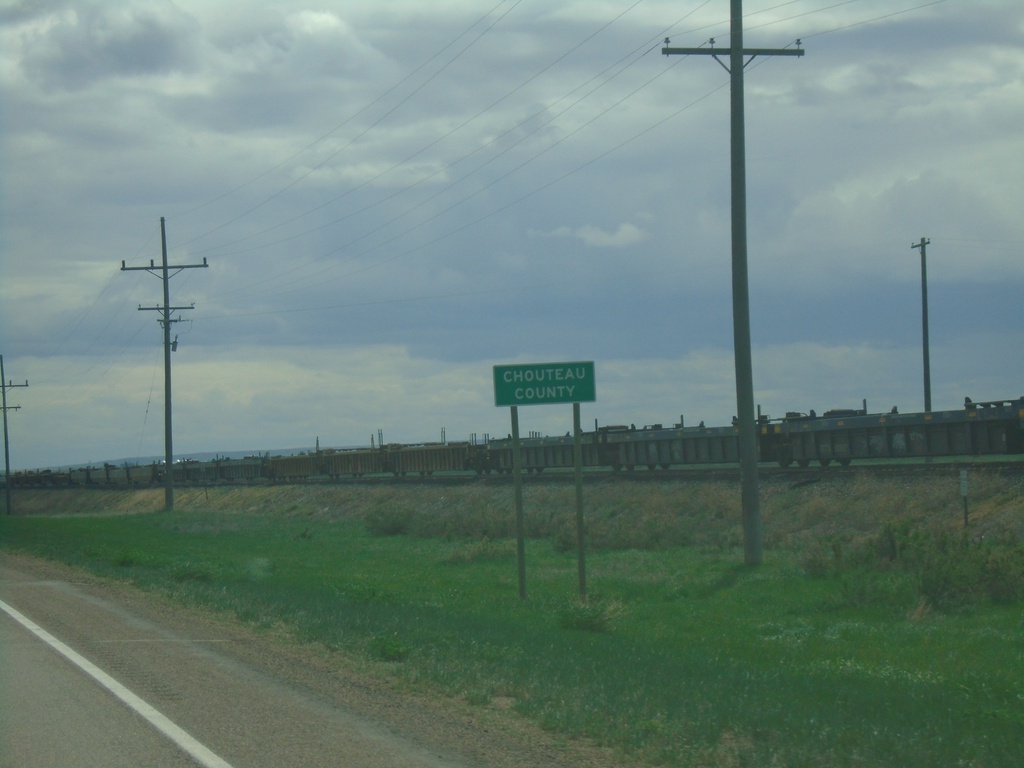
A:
<box><xmin>2</xmin><ymin>604</ymin><xmax>198</xmax><ymax>767</ymax></box>
<box><xmin>0</xmin><ymin>555</ymin><xmax>499</xmax><ymax>768</ymax></box>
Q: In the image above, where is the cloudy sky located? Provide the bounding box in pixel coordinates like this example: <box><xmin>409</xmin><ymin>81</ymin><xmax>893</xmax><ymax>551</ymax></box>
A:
<box><xmin>2</xmin><ymin>0</ymin><xmax>1022</xmax><ymax>470</ymax></box>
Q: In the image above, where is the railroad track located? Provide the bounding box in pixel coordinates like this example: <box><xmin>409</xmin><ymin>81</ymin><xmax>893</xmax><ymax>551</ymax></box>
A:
<box><xmin>14</xmin><ymin>459</ymin><xmax>1020</xmax><ymax>492</ymax></box>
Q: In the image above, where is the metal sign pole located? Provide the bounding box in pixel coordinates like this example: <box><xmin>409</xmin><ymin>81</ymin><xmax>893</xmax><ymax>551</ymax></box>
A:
<box><xmin>573</xmin><ymin>402</ymin><xmax>586</xmax><ymax>602</ymax></box>
<box><xmin>510</xmin><ymin>406</ymin><xmax>527</xmax><ymax>600</ymax></box>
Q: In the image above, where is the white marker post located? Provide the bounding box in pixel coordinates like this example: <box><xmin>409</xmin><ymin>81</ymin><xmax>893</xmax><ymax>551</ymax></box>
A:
<box><xmin>960</xmin><ymin>468</ymin><xmax>969</xmax><ymax>528</ymax></box>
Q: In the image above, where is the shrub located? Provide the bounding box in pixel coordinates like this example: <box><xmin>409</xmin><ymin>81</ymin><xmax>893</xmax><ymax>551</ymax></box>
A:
<box><xmin>982</xmin><ymin>539</ymin><xmax>1024</xmax><ymax>604</ymax></box>
<box><xmin>366</xmin><ymin>633</ymin><xmax>411</xmax><ymax>662</ymax></box>
<box><xmin>555</xmin><ymin>597</ymin><xmax>625</xmax><ymax>633</ymax></box>
<box><xmin>365</xmin><ymin>506</ymin><xmax>414</xmax><ymax>536</ymax></box>
<box><xmin>800</xmin><ymin>539</ymin><xmax>845</xmax><ymax>578</ymax></box>
<box><xmin>859</xmin><ymin>525</ymin><xmax>1024</xmax><ymax>611</ymax></box>
<box><xmin>444</xmin><ymin>538</ymin><xmax>515</xmax><ymax>564</ymax></box>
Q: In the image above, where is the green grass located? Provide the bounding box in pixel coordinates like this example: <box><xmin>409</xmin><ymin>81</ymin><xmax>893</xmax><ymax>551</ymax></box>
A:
<box><xmin>2</xmin><ymin>477</ymin><xmax>1022</xmax><ymax>767</ymax></box>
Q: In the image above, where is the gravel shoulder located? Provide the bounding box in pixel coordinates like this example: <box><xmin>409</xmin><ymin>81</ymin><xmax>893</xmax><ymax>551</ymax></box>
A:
<box><xmin>1</xmin><ymin>551</ymin><xmax>630</xmax><ymax>768</ymax></box>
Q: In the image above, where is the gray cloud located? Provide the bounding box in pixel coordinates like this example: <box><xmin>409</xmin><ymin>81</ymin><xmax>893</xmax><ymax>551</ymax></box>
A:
<box><xmin>13</xmin><ymin>1</ymin><xmax>199</xmax><ymax>90</ymax></box>
<box><xmin>2</xmin><ymin>0</ymin><xmax>1022</xmax><ymax>469</ymax></box>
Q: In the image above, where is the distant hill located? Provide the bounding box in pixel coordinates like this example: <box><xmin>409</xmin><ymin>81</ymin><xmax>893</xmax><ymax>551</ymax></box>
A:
<box><xmin>43</xmin><ymin>448</ymin><xmax>322</xmax><ymax>472</ymax></box>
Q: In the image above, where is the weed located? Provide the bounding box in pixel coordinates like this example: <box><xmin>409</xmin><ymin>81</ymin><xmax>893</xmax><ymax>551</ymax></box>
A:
<box><xmin>443</xmin><ymin>538</ymin><xmax>515</xmax><ymax>564</ymax></box>
<box><xmin>364</xmin><ymin>506</ymin><xmax>414</xmax><ymax>536</ymax></box>
<box><xmin>799</xmin><ymin>539</ymin><xmax>845</xmax><ymax>578</ymax></box>
<box><xmin>555</xmin><ymin>596</ymin><xmax>625</xmax><ymax>633</ymax></box>
<box><xmin>918</xmin><ymin>531</ymin><xmax>1019</xmax><ymax>609</ymax></box>
<box><xmin>114</xmin><ymin>548</ymin><xmax>141</xmax><ymax>568</ymax></box>
<box><xmin>366</xmin><ymin>634</ymin><xmax>411</xmax><ymax>663</ymax></box>
<box><xmin>170</xmin><ymin>560</ymin><xmax>216</xmax><ymax>583</ymax></box>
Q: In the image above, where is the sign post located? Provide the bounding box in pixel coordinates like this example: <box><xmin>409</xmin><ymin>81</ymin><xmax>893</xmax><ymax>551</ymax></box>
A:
<box><xmin>510</xmin><ymin>405</ymin><xmax>526</xmax><ymax>599</ymax></box>
<box><xmin>572</xmin><ymin>401</ymin><xmax>586</xmax><ymax>601</ymax></box>
<box><xmin>493</xmin><ymin>361</ymin><xmax>595</xmax><ymax>601</ymax></box>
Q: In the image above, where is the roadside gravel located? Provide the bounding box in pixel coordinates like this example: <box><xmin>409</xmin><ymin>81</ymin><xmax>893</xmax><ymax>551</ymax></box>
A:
<box><xmin>3</xmin><ymin>552</ymin><xmax>631</xmax><ymax>768</ymax></box>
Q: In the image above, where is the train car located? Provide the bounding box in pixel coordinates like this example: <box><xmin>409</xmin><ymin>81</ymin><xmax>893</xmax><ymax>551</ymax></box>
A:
<box><xmin>385</xmin><ymin>442</ymin><xmax>478</xmax><ymax>476</ymax></box>
<box><xmin>111</xmin><ymin>462</ymin><xmax>160</xmax><ymax>486</ymax></box>
<box><xmin>172</xmin><ymin>459</ymin><xmax>217</xmax><ymax>484</ymax></box>
<box><xmin>962</xmin><ymin>397</ymin><xmax>1024</xmax><ymax>455</ymax></box>
<box><xmin>18</xmin><ymin>469</ymin><xmax>54</xmax><ymax>487</ymax></box>
<box><xmin>267</xmin><ymin>448</ymin><xmax>385</xmax><ymax>480</ymax></box>
<box><xmin>766</xmin><ymin>397</ymin><xmax>1024</xmax><ymax>467</ymax></box>
<box><xmin>596</xmin><ymin>421</ymin><xmax>746</xmax><ymax>470</ymax></box>
<box><xmin>65</xmin><ymin>466</ymin><xmax>91</xmax><ymax>486</ymax></box>
<box><xmin>321</xmin><ymin>447</ymin><xmax>384</xmax><ymax>478</ymax></box>
<box><xmin>487</xmin><ymin>433</ymin><xmax>601</xmax><ymax>473</ymax></box>
<box><xmin>210</xmin><ymin>456</ymin><xmax>267</xmax><ymax>482</ymax></box>
<box><xmin>268</xmin><ymin>453</ymin><xmax>320</xmax><ymax>481</ymax></box>
<box><xmin>100</xmin><ymin>463</ymin><xmax>130</xmax><ymax>485</ymax></box>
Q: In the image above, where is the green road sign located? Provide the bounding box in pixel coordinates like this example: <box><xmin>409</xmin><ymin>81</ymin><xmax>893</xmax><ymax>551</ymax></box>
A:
<box><xmin>493</xmin><ymin>361</ymin><xmax>595</xmax><ymax>407</ymax></box>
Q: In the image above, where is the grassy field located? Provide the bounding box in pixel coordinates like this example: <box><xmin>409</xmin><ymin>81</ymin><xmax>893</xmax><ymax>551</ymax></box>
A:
<box><xmin>3</xmin><ymin>472</ymin><xmax>1022</xmax><ymax>767</ymax></box>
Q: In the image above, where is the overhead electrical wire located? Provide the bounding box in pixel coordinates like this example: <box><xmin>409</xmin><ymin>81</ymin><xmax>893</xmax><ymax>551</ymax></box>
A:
<box><xmin>202</xmin><ymin>2</ymin><xmax>720</xmax><ymax>303</ymax></box>
<box><xmin>195</xmin><ymin>0</ymin><xmax>959</xmax><ymax>317</ymax></box>
<box><xmin>212</xmin><ymin>56</ymin><xmax>691</xmax><ymax>300</ymax></box>
<box><xmin>264</xmin><ymin>0</ymin><xmax>953</xmax><ymax>299</ymax></box>
<box><xmin>59</xmin><ymin>0</ymin><xmax>959</xmax><ymax>377</ymax></box>
<box><xmin>43</xmin><ymin>1</ymin><xmax>526</xmax><ymax>393</ymax></box>
<box><xmin>188</xmin><ymin>0</ymin><xmax>652</xmax><ymax>261</ymax></box>
<box><xmin>39</xmin><ymin>222</ymin><xmax>161</xmax><ymax>389</ymax></box>
<box><xmin>796</xmin><ymin>0</ymin><xmax>949</xmax><ymax>40</ymax></box>
<box><xmin>175</xmin><ymin>0</ymin><xmax>966</xmax><ymax>372</ymax></box>
<box><xmin>174</xmin><ymin>0</ymin><xmax>524</xmax><ymax>248</ymax></box>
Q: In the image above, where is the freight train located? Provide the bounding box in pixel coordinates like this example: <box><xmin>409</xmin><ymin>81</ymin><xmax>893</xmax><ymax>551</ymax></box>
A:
<box><xmin>9</xmin><ymin>396</ymin><xmax>1023</xmax><ymax>488</ymax></box>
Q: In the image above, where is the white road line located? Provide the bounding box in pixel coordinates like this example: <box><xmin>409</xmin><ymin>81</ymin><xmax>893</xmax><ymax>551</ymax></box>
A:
<box><xmin>0</xmin><ymin>598</ymin><xmax>234</xmax><ymax>768</ymax></box>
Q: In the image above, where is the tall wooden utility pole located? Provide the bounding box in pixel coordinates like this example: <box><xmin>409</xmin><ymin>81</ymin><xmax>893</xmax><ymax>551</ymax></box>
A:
<box><xmin>911</xmin><ymin>237</ymin><xmax>932</xmax><ymax>413</ymax></box>
<box><xmin>121</xmin><ymin>217</ymin><xmax>207</xmax><ymax>511</ymax></box>
<box><xmin>1</xmin><ymin>355</ymin><xmax>29</xmax><ymax>515</ymax></box>
<box><xmin>664</xmin><ymin>1</ymin><xmax>804</xmax><ymax>565</ymax></box>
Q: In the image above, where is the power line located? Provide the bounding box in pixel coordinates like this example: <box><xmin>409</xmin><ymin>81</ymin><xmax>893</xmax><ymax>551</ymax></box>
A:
<box><xmin>180</xmin><ymin>0</ymin><xmax>946</xmax><ymax>274</ymax></box>
<box><xmin>188</xmin><ymin>0</ymin><xmax>652</xmax><ymax>262</ymax></box>
<box><xmin>175</xmin><ymin>0</ymin><xmax>524</xmax><ymax>247</ymax></box>
<box><xmin>206</xmin><ymin>13</ymin><xmax>714</xmax><ymax>303</ymax></box>
<box><xmin>788</xmin><ymin>0</ymin><xmax>950</xmax><ymax>40</ymax></box>
<box><xmin>219</xmin><ymin>70</ymin><xmax>727</xmax><ymax>313</ymax></box>
<box><xmin>201</xmin><ymin>0</ymin><xmax>903</xmax><ymax>303</ymax></box>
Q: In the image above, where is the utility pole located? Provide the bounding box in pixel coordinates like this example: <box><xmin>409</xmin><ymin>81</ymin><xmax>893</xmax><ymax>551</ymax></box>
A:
<box><xmin>664</xmin><ymin>1</ymin><xmax>804</xmax><ymax>566</ymax></box>
<box><xmin>1</xmin><ymin>354</ymin><xmax>29</xmax><ymax>515</ymax></box>
<box><xmin>911</xmin><ymin>237</ymin><xmax>931</xmax><ymax>412</ymax></box>
<box><xmin>121</xmin><ymin>217</ymin><xmax>207</xmax><ymax>511</ymax></box>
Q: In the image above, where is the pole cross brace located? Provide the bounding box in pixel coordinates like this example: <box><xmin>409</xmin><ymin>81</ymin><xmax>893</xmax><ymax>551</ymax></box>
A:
<box><xmin>663</xmin><ymin>43</ymin><xmax>804</xmax><ymax>73</ymax></box>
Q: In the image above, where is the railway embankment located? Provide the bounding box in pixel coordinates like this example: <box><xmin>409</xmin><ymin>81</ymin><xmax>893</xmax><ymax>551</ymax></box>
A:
<box><xmin>8</xmin><ymin>468</ymin><xmax>1022</xmax><ymax>547</ymax></box>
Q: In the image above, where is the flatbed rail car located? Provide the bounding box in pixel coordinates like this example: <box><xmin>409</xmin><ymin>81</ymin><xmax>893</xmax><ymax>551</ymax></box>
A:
<box><xmin>171</xmin><ymin>457</ymin><xmax>268</xmax><ymax>483</ymax></box>
<box><xmin>487</xmin><ymin>433</ymin><xmax>601</xmax><ymax>473</ymax></box>
<box><xmin>486</xmin><ymin>419</ymin><xmax>750</xmax><ymax>472</ymax></box>
<box><xmin>266</xmin><ymin>447</ymin><xmax>384</xmax><ymax>480</ymax></box>
<box><xmin>385</xmin><ymin>441</ymin><xmax>481</xmax><ymax>475</ymax></box>
<box><xmin>594</xmin><ymin>421</ymin><xmax>747</xmax><ymax>470</ymax></box>
<box><xmin>267</xmin><ymin>442</ymin><xmax>488</xmax><ymax>479</ymax></box>
<box><xmin>765</xmin><ymin>397</ymin><xmax>1024</xmax><ymax>467</ymax></box>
